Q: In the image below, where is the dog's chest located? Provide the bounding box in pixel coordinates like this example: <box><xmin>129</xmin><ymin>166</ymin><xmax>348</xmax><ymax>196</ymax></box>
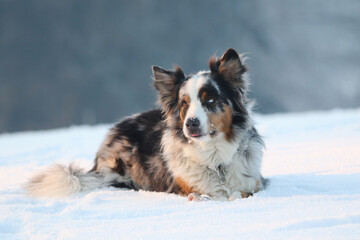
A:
<box><xmin>170</xmin><ymin>139</ymin><xmax>250</xmax><ymax>197</ymax></box>
<box><xmin>184</xmin><ymin>136</ymin><xmax>239</xmax><ymax>169</ymax></box>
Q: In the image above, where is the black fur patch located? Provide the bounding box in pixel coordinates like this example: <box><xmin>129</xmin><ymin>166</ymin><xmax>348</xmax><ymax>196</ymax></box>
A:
<box><xmin>110</xmin><ymin>181</ymin><xmax>137</xmax><ymax>190</ymax></box>
<box><xmin>198</xmin><ymin>81</ymin><xmax>224</xmax><ymax>113</ymax></box>
<box><xmin>209</xmin><ymin>78</ymin><xmax>247</xmax><ymax>130</ymax></box>
<box><xmin>101</xmin><ymin>110</ymin><xmax>178</xmax><ymax>193</ymax></box>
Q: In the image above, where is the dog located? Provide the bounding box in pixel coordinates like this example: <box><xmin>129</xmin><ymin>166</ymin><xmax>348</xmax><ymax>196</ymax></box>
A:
<box><xmin>25</xmin><ymin>48</ymin><xmax>267</xmax><ymax>201</ymax></box>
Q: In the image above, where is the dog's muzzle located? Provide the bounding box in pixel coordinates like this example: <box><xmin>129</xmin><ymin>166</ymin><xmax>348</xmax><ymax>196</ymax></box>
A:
<box><xmin>185</xmin><ymin>117</ymin><xmax>203</xmax><ymax>138</ymax></box>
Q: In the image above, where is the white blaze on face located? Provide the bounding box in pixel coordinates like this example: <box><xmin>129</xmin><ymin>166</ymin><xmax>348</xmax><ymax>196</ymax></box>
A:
<box><xmin>181</xmin><ymin>73</ymin><xmax>209</xmax><ymax>139</ymax></box>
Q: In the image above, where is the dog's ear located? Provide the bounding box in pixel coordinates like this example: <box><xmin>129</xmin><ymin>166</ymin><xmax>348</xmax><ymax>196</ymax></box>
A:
<box><xmin>152</xmin><ymin>65</ymin><xmax>185</xmax><ymax>115</ymax></box>
<box><xmin>152</xmin><ymin>66</ymin><xmax>185</xmax><ymax>93</ymax></box>
<box><xmin>209</xmin><ymin>48</ymin><xmax>247</xmax><ymax>89</ymax></box>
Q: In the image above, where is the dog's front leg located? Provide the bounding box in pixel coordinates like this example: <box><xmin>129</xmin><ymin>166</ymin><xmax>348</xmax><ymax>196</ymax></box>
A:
<box><xmin>187</xmin><ymin>193</ymin><xmax>228</xmax><ymax>201</ymax></box>
<box><xmin>187</xmin><ymin>193</ymin><xmax>211</xmax><ymax>201</ymax></box>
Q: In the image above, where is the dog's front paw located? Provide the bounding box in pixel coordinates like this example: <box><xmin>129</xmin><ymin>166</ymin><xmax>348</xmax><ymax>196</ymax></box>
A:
<box><xmin>229</xmin><ymin>191</ymin><xmax>253</xmax><ymax>201</ymax></box>
<box><xmin>187</xmin><ymin>193</ymin><xmax>211</xmax><ymax>202</ymax></box>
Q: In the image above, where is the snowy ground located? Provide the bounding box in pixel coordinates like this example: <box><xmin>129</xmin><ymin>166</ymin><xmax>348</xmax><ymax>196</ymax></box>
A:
<box><xmin>0</xmin><ymin>109</ymin><xmax>359</xmax><ymax>240</ymax></box>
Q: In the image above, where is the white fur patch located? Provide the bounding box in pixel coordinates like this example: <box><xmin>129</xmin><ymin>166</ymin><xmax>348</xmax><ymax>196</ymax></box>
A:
<box><xmin>180</xmin><ymin>73</ymin><xmax>209</xmax><ymax>139</ymax></box>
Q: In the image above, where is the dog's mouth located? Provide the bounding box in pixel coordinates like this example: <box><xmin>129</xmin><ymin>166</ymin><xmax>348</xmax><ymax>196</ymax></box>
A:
<box><xmin>191</xmin><ymin>130</ymin><xmax>217</xmax><ymax>138</ymax></box>
<box><xmin>190</xmin><ymin>133</ymin><xmax>202</xmax><ymax>138</ymax></box>
<box><xmin>186</xmin><ymin>129</ymin><xmax>204</xmax><ymax>139</ymax></box>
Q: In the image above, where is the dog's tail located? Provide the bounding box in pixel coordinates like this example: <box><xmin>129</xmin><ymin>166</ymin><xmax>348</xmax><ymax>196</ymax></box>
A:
<box><xmin>24</xmin><ymin>162</ymin><xmax>105</xmax><ymax>198</ymax></box>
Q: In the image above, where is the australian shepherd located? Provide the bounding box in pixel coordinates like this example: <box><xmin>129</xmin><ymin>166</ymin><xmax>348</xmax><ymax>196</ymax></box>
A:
<box><xmin>25</xmin><ymin>48</ymin><xmax>267</xmax><ymax>201</ymax></box>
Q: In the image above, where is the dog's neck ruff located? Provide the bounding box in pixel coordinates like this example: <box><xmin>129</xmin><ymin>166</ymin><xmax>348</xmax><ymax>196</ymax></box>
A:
<box><xmin>183</xmin><ymin>132</ymin><xmax>240</xmax><ymax>171</ymax></box>
<box><xmin>209</xmin><ymin>164</ymin><xmax>226</xmax><ymax>182</ymax></box>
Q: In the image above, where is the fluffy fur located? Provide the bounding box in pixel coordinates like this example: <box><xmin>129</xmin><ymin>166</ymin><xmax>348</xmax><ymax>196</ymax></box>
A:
<box><xmin>25</xmin><ymin>48</ymin><xmax>267</xmax><ymax>201</ymax></box>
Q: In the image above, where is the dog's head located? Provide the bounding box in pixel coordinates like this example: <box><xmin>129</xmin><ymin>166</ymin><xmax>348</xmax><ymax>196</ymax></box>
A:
<box><xmin>153</xmin><ymin>48</ymin><xmax>250</xmax><ymax>143</ymax></box>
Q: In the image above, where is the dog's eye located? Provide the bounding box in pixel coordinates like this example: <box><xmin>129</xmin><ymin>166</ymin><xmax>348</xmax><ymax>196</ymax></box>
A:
<box><xmin>207</xmin><ymin>97</ymin><xmax>215</xmax><ymax>104</ymax></box>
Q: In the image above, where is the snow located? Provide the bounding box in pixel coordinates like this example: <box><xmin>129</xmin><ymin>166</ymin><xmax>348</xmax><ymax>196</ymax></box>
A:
<box><xmin>1</xmin><ymin>109</ymin><xmax>360</xmax><ymax>240</ymax></box>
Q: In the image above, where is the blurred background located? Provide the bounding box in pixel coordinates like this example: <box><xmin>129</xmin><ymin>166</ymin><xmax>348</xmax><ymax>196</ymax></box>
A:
<box><xmin>1</xmin><ymin>0</ymin><xmax>359</xmax><ymax>133</ymax></box>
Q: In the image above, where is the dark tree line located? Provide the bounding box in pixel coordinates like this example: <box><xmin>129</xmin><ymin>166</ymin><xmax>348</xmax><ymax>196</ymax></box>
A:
<box><xmin>1</xmin><ymin>0</ymin><xmax>359</xmax><ymax>132</ymax></box>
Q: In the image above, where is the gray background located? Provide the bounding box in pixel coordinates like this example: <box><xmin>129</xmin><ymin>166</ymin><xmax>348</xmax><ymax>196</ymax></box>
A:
<box><xmin>1</xmin><ymin>0</ymin><xmax>359</xmax><ymax>133</ymax></box>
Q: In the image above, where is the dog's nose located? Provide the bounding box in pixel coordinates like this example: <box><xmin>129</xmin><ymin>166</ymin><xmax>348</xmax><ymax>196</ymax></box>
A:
<box><xmin>186</xmin><ymin>118</ymin><xmax>200</xmax><ymax>129</ymax></box>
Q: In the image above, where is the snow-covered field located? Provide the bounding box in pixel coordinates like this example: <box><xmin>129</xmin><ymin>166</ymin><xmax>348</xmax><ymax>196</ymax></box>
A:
<box><xmin>0</xmin><ymin>109</ymin><xmax>359</xmax><ymax>240</ymax></box>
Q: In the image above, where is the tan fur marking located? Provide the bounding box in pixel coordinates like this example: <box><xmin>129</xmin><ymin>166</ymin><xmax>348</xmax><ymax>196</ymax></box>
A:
<box><xmin>200</xmin><ymin>91</ymin><xmax>208</xmax><ymax>102</ymax></box>
<box><xmin>241</xmin><ymin>192</ymin><xmax>252</xmax><ymax>198</ymax></box>
<box><xmin>175</xmin><ymin>177</ymin><xmax>197</xmax><ymax>196</ymax></box>
<box><xmin>208</xmin><ymin>105</ymin><xmax>233</xmax><ymax>141</ymax></box>
<box><xmin>179</xmin><ymin>95</ymin><xmax>190</xmax><ymax>123</ymax></box>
